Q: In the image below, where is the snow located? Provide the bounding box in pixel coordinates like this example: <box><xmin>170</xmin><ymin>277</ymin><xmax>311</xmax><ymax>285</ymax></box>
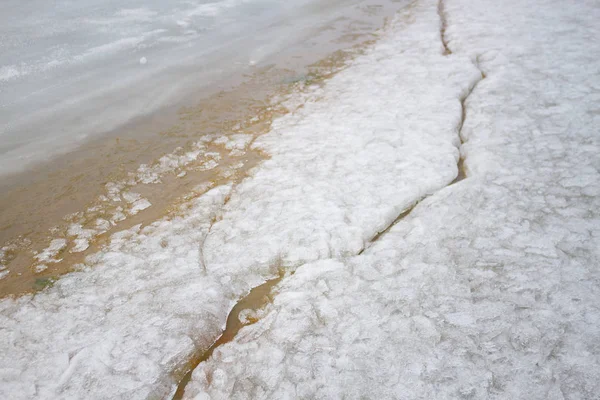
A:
<box><xmin>183</xmin><ymin>0</ymin><xmax>600</xmax><ymax>398</ymax></box>
<box><xmin>0</xmin><ymin>0</ymin><xmax>479</xmax><ymax>396</ymax></box>
<box><xmin>201</xmin><ymin>3</ymin><xmax>481</xmax><ymax>276</ymax></box>
<box><xmin>0</xmin><ymin>186</ymin><xmax>242</xmax><ymax>399</ymax></box>
<box><xmin>33</xmin><ymin>239</ymin><xmax>67</xmax><ymax>264</ymax></box>
<box><xmin>2</xmin><ymin>0</ymin><xmax>599</xmax><ymax>398</ymax></box>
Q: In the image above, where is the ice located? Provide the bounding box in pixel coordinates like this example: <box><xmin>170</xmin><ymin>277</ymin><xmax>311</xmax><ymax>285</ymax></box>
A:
<box><xmin>33</xmin><ymin>239</ymin><xmax>67</xmax><ymax>264</ymax></box>
<box><xmin>201</xmin><ymin>1</ymin><xmax>481</xmax><ymax>277</ymax></box>
<box><xmin>128</xmin><ymin>198</ymin><xmax>152</xmax><ymax>215</ymax></box>
<box><xmin>215</xmin><ymin>134</ymin><xmax>253</xmax><ymax>152</ymax></box>
<box><xmin>121</xmin><ymin>192</ymin><xmax>152</xmax><ymax>216</ymax></box>
<box><xmin>0</xmin><ymin>0</ymin><xmax>478</xmax><ymax>396</ymax></box>
<box><xmin>3</xmin><ymin>0</ymin><xmax>599</xmax><ymax>398</ymax></box>
<box><xmin>184</xmin><ymin>0</ymin><xmax>600</xmax><ymax>398</ymax></box>
<box><xmin>0</xmin><ymin>66</ymin><xmax>20</xmax><ymax>82</ymax></box>
<box><xmin>0</xmin><ymin>186</ymin><xmax>255</xmax><ymax>399</ymax></box>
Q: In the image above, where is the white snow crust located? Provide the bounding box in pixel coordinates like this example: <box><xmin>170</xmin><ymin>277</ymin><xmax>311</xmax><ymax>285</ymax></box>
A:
<box><xmin>0</xmin><ymin>187</ymin><xmax>251</xmax><ymax>399</ymax></box>
<box><xmin>184</xmin><ymin>0</ymin><xmax>600</xmax><ymax>399</ymax></box>
<box><xmin>2</xmin><ymin>0</ymin><xmax>599</xmax><ymax>398</ymax></box>
<box><xmin>0</xmin><ymin>0</ymin><xmax>480</xmax><ymax>396</ymax></box>
<box><xmin>201</xmin><ymin>3</ymin><xmax>480</xmax><ymax>275</ymax></box>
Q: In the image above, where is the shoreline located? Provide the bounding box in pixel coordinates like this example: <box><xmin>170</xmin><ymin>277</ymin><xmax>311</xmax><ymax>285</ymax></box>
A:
<box><xmin>0</xmin><ymin>1</ymin><xmax>399</xmax><ymax>297</ymax></box>
<box><xmin>1</xmin><ymin>0</ymin><xmax>598</xmax><ymax>398</ymax></box>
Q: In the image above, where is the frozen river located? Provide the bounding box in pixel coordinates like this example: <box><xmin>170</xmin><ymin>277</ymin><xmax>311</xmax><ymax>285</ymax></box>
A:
<box><xmin>0</xmin><ymin>0</ymin><xmax>381</xmax><ymax>176</ymax></box>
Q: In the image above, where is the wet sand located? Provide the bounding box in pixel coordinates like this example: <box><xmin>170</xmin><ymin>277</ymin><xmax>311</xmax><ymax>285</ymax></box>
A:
<box><xmin>0</xmin><ymin>1</ymin><xmax>401</xmax><ymax>297</ymax></box>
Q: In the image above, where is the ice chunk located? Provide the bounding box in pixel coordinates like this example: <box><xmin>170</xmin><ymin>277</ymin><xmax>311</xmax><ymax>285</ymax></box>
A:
<box><xmin>34</xmin><ymin>239</ymin><xmax>67</xmax><ymax>264</ymax></box>
<box><xmin>128</xmin><ymin>198</ymin><xmax>152</xmax><ymax>215</ymax></box>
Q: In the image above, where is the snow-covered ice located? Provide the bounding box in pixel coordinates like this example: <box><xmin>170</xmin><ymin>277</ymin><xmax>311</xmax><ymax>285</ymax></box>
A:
<box><xmin>0</xmin><ymin>0</ymin><xmax>480</xmax><ymax>396</ymax></box>
<box><xmin>0</xmin><ymin>187</ymin><xmax>244</xmax><ymax>399</ymax></box>
<box><xmin>183</xmin><ymin>0</ymin><xmax>600</xmax><ymax>398</ymax></box>
<box><xmin>201</xmin><ymin>5</ymin><xmax>481</xmax><ymax>275</ymax></box>
<box><xmin>2</xmin><ymin>0</ymin><xmax>599</xmax><ymax>398</ymax></box>
<box><xmin>33</xmin><ymin>239</ymin><xmax>68</xmax><ymax>265</ymax></box>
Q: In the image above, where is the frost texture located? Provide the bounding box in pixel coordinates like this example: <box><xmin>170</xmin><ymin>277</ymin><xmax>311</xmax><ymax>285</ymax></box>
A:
<box><xmin>0</xmin><ymin>187</ymin><xmax>249</xmax><ymax>399</ymax></box>
<box><xmin>185</xmin><ymin>0</ymin><xmax>600</xmax><ymax>399</ymax></box>
<box><xmin>202</xmin><ymin>2</ymin><xmax>480</xmax><ymax>274</ymax></box>
<box><xmin>0</xmin><ymin>0</ymin><xmax>480</xmax><ymax>396</ymax></box>
<box><xmin>2</xmin><ymin>0</ymin><xmax>599</xmax><ymax>398</ymax></box>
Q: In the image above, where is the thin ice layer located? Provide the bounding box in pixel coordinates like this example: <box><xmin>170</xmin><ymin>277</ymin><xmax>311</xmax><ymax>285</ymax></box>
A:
<box><xmin>185</xmin><ymin>0</ymin><xmax>600</xmax><ymax>398</ymax></box>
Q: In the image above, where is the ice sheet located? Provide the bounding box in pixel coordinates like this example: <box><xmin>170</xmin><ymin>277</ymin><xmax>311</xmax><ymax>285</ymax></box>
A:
<box><xmin>3</xmin><ymin>0</ymin><xmax>598</xmax><ymax>397</ymax></box>
<box><xmin>202</xmin><ymin>2</ymin><xmax>480</xmax><ymax>276</ymax></box>
<box><xmin>0</xmin><ymin>0</ymin><xmax>482</xmax><ymax>396</ymax></box>
<box><xmin>184</xmin><ymin>0</ymin><xmax>600</xmax><ymax>398</ymax></box>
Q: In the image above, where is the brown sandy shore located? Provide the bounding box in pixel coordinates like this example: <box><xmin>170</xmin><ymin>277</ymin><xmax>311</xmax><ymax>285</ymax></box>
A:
<box><xmin>0</xmin><ymin>1</ymin><xmax>401</xmax><ymax>297</ymax></box>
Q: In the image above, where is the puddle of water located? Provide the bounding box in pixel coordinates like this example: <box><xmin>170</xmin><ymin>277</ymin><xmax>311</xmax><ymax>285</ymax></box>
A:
<box><xmin>171</xmin><ymin>272</ymin><xmax>285</xmax><ymax>400</ymax></box>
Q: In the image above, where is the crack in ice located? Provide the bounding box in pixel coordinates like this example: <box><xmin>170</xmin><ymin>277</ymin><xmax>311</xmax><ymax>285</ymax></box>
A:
<box><xmin>437</xmin><ymin>0</ymin><xmax>451</xmax><ymax>55</ymax></box>
<box><xmin>175</xmin><ymin>0</ymin><xmax>600</xmax><ymax>397</ymax></box>
<box><xmin>438</xmin><ymin>0</ymin><xmax>485</xmax><ymax>184</ymax></box>
<box><xmin>174</xmin><ymin>3</ymin><xmax>488</xmax><ymax>394</ymax></box>
<box><xmin>172</xmin><ymin>271</ymin><xmax>285</xmax><ymax>399</ymax></box>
